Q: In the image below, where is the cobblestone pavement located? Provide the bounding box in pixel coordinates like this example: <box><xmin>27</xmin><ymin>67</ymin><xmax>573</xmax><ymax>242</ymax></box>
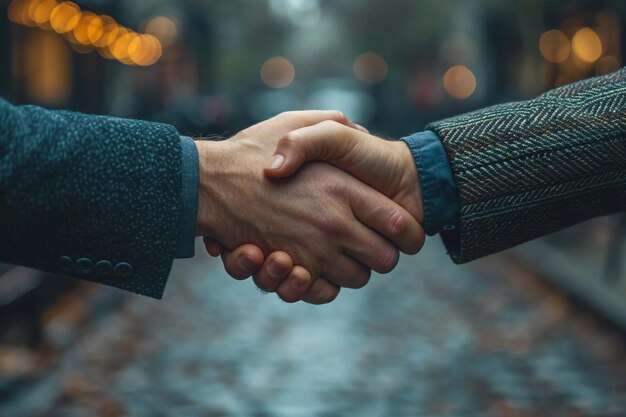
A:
<box><xmin>3</xmin><ymin>239</ymin><xmax>626</xmax><ymax>417</ymax></box>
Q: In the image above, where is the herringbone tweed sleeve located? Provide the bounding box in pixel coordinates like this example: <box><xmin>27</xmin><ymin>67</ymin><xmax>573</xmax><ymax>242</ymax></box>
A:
<box><xmin>0</xmin><ymin>98</ymin><xmax>183</xmax><ymax>298</ymax></box>
<box><xmin>427</xmin><ymin>68</ymin><xmax>626</xmax><ymax>263</ymax></box>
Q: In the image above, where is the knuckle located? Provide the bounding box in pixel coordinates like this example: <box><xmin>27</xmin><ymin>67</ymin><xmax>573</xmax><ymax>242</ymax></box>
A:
<box><xmin>281</xmin><ymin>131</ymin><xmax>301</xmax><ymax>146</ymax></box>
<box><xmin>347</xmin><ymin>268</ymin><xmax>371</xmax><ymax>289</ymax></box>
<box><xmin>319</xmin><ymin>119</ymin><xmax>341</xmax><ymax>129</ymax></box>
<box><xmin>277</xmin><ymin>291</ymin><xmax>299</xmax><ymax>304</ymax></box>
<box><xmin>252</xmin><ymin>275</ymin><xmax>275</xmax><ymax>293</ymax></box>
<box><xmin>377</xmin><ymin>245</ymin><xmax>400</xmax><ymax>274</ymax></box>
<box><xmin>330</xmin><ymin>110</ymin><xmax>346</xmax><ymax>121</ymax></box>
<box><xmin>307</xmin><ymin>286</ymin><xmax>340</xmax><ymax>305</ymax></box>
<box><xmin>387</xmin><ymin>209</ymin><xmax>408</xmax><ymax>237</ymax></box>
<box><xmin>323</xmin><ymin>180</ymin><xmax>349</xmax><ymax>199</ymax></box>
<box><xmin>318</xmin><ymin>216</ymin><xmax>347</xmax><ymax>236</ymax></box>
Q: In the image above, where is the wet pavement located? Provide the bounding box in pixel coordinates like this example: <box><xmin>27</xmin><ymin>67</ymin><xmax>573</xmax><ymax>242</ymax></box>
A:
<box><xmin>2</xmin><ymin>239</ymin><xmax>626</xmax><ymax>417</ymax></box>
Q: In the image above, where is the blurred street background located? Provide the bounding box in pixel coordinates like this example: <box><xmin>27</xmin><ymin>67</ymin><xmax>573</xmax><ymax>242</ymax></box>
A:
<box><xmin>1</xmin><ymin>0</ymin><xmax>626</xmax><ymax>416</ymax></box>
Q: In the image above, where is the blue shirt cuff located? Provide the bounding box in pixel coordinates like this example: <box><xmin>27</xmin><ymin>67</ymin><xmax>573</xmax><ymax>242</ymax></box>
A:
<box><xmin>175</xmin><ymin>135</ymin><xmax>199</xmax><ymax>258</ymax></box>
<box><xmin>400</xmin><ymin>130</ymin><xmax>460</xmax><ymax>236</ymax></box>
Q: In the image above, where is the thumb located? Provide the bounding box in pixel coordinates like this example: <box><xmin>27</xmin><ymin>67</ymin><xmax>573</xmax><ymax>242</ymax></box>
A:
<box><xmin>264</xmin><ymin>121</ymin><xmax>360</xmax><ymax>178</ymax></box>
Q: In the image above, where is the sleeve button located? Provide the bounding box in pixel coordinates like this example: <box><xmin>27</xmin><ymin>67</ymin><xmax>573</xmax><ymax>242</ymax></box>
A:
<box><xmin>75</xmin><ymin>258</ymin><xmax>94</xmax><ymax>274</ymax></box>
<box><xmin>114</xmin><ymin>262</ymin><xmax>133</xmax><ymax>278</ymax></box>
<box><xmin>95</xmin><ymin>260</ymin><xmax>113</xmax><ymax>276</ymax></box>
<box><xmin>59</xmin><ymin>256</ymin><xmax>73</xmax><ymax>271</ymax></box>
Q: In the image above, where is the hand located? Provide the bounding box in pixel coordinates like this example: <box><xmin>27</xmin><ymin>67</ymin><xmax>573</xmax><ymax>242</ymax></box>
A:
<box><xmin>265</xmin><ymin>120</ymin><xmax>423</xmax><ymax>223</ymax></box>
<box><xmin>196</xmin><ymin>112</ymin><xmax>425</xmax><ymax>303</ymax></box>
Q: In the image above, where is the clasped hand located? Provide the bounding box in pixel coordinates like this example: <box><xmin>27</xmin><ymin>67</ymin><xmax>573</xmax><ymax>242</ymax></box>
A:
<box><xmin>195</xmin><ymin>111</ymin><xmax>425</xmax><ymax>304</ymax></box>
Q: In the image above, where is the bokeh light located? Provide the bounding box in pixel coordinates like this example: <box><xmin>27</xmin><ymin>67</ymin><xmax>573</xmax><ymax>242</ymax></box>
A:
<box><xmin>8</xmin><ymin>0</ymin><xmax>163</xmax><ymax>67</ymax></box>
<box><xmin>73</xmin><ymin>12</ymin><xmax>101</xmax><ymax>45</ymax></box>
<box><xmin>261</xmin><ymin>57</ymin><xmax>296</xmax><ymax>89</ymax></box>
<box><xmin>353</xmin><ymin>52</ymin><xmax>388</xmax><ymax>85</ymax></box>
<box><xmin>572</xmin><ymin>27</ymin><xmax>603</xmax><ymax>63</ymax></box>
<box><xmin>32</xmin><ymin>0</ymin><xmax>57</xmax><ymax>28</ymax></box>
<box><xmin>50</xmin><ymin>1</ymin><xmax>81</xmax><ymax>34</ymax></box>
<box><xmin>443</xmin><ymin>65</ymin><xmax>477</xmax><ymax>100</ymax></box>
<box><xmin>144</xmin><ymin>16</ymin><xmax>178</xmax><ymax>48</ymax></box>
<box><xmin>539</xmin><ymin>29</ymin><xmax>570</xmax><ymax>63</ymax></box>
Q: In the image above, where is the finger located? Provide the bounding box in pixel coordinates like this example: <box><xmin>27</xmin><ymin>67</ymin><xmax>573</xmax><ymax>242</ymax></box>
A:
<box><xmin>339</xmin><ymin>220</ymin><xmax>401</xmax><ymax>275</ymax></box>
<box><xmin>320</xmin><ymin>254</ymin><xmax>372</xmax><ymax>288</ymax></box>
<box><xmin>302</xmin><ymin>278</ymin><xmax>340</xmax><ymax>305</ymax></box>
<box><xmin>276</xmin><ymin>110</ymin><xmax>361</xmax><ymax>132</ymax></box>
<box><xmin>221</xmin><ymin>244</ymin><xmax>265</xmax><ymax>280</ymax></box>
<box><xmin>276</xmin><ymin>266</ymin><xmax>312</xmax><ymax>303</ymax></box>
<box><xmin>264</xmin><ymin>120</ymin><xmax>361</xmax><ymax>177</ymax></box>
<box><xmin>348</xmin><ymin>183</ymin><xmax>426</xmax><ymax>256</ymax></box>
<box><xmin>355</xmin><ymin>124</ymin><xmax>370</xmax><ymax>133</ymax></box>
<box><xmin>252</xmin><ymin>251</ymin><xmax>295</xmax><ymax>292</ymax></box>
<box><xmin>203</xmin><ymin>237</ymin><xmax>224</xmax><ymax>257</ymax></box>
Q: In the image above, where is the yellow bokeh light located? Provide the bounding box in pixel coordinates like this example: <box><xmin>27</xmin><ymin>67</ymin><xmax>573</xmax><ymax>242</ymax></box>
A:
<box><xmin>101</xmin><ymin>24</ymin><xmax>126</xmax><ymax>51</ymax></box>
<box><xmin>443</xmin><ymin>65</ymin><xmax>477</xmax><ymax>100</ymax></box>
<box><xmin>539</xmin><ymin>29</ymin><xmax>570</xmax><ymax>63</ymax></box>
<box><xmin>9</xmin><ymin>0</ymin><xmax>162</xmax><ymax>66</ymax></box>
<box><xmin>127</xmin><ymin>34</ymin><xmax>162</xmax><ymax>66</ymax></box>
<box><xmin>572</xmin><ymin>27</ymin><xmax>603</xmax><ymax>63</ymax></box>
<box><xmin>261</xmin><ymin>56</ymin><xmax>296</xmax><ymax>89</ymax></box>
<box><xmin>8</xmin><ymin>0</ymin><xmax>25</xmax><ymax>24</ymax></box>
<box><xmin>111</xmin><ymin>32</ymin><xmax>132</xmax><ymax>61</ymax></box>
<box><xmin>19</xmin><ymin>0</ymin><xmax>36</xmax><ymax>26</ymax></box>
<box><xmin>27</xmin><ymin>0</ymin><xmax>44</xmax><ymax>24</ymax></box>
<box><xmin>353</xmin><ymin>52</ymin><xmax>388</xmax><ymax>85</ymax></box>
<box><xmin>73</xmin><ymin>12</ymin><xmax>102</xmax><ymax>45</ymax></box>
<box><xmin>144</xmin><ymin>16</ymin><xmax>178</xmax><ymax>48</ymax></box>
<box><xmin>32</xmin><ymin>0</ymin><xmax>57</xmax><ymax>28</ymax></box>
<box><xmin>93</xmin><ymin>15</ymin><xmax>117</xmax><ymax>47</ymax></box>
<box><xmin>50</xmin><ymin>1</ymin><xmax>81</xmax><ymax>34</ymax></box>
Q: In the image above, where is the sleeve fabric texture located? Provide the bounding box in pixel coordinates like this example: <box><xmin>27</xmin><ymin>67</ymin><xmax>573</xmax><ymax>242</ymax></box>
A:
<box><xmin>0</xmin><ymin>98</ymin><xmax>184</xmax><ymax>298</ymax></box>
<box><xmin>427</xmin><ymin>68</ymin><xmax>626</xmax><ymax>263</ymax></box>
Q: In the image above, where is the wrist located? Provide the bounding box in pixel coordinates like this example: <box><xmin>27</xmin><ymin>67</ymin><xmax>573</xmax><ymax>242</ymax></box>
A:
<box><xmin>393</xmin><ymin>139</ymin><xmax>425</xmax><ymax>225</ymax></box>
<box><xmin>195</xmin><ymin>140</ymin><xmax>228</xmax><ymax>237</ymax></box>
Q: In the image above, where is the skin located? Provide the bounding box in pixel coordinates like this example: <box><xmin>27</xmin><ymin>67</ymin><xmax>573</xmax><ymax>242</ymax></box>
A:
<box><xmin>196</xmin><ymin>112</ymin><xmax>425</xmax><ymax>304</ymax></box>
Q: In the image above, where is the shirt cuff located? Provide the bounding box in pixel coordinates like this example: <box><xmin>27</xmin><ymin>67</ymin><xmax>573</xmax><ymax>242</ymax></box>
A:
<box><xmin>175</xmin><ymin>135</ymin><xmax>199</xmax><ymax>258</ymax></box>
<box><xmin>400</xmin><ymin>130</ymin><xmax>460</xmax><ymax>236</ymax></box>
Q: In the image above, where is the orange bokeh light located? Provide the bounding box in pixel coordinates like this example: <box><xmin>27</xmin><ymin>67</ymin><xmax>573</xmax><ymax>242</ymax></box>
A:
<box><xmin>32</xmin><ymin>0</ymin><xmax>57</xmax><ymax>28</ymax></box>
<box><xmin>73</xmin><ymin>12</ymin><xmax>103</xmax><ymax>45</ymax></box>
<box><xmin>443</xmin><ymin>65</ymin><xmax>477</xmax><ymax>100</ymax></box>
<box><xmin>572</xmin><ymin>27</ymin><xmax>603</xmax><ymax>63</ymax></box>
<box><xmin>8</xmin><ymin>0</ymin><xmax>163</xmax><ymax>66</ymax></box>
<box><xmin>261</xmin><ymin>56</ymin><xmax>296</xmax><ymax>88</ymax></box>
<box><xmin>50</xmin><ymin>1</ymin><xmax>81</xmax><ymax>34</ymax></box>
<box><xmin>353</xmin><ymin>52</ymin><xmax>388</xmax><ymax>85</ymax></box>
<box><xmin>539</xmin><ymin>29</ymin><xmax>570</xmax><ymax>63</ymax></box>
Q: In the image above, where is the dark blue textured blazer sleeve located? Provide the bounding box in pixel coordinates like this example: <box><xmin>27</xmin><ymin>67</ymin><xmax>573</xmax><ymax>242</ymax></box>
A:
<box><xmin>0</xmin><ymin>98</ymin><xmax>183</xmax><ymax>299</ymax></box>
<box><xmin>427</xmin><ymin>68</ymin><xmax>626</xmax><ymax>263</ymax></box>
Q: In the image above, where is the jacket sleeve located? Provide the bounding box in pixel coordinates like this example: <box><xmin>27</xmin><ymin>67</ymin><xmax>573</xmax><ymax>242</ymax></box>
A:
<box><xmin>427</xmin><ymin>68</ymin><xmax>626</xmax><ymax>263</ymax></box>
<box><xmin>0</xmin><ymin>98</ymin><xmax>184</xmax><ymax>298</ymax></box>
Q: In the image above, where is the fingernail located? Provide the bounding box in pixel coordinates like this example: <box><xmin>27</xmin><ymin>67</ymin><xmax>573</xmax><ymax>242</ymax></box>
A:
<box><xmin>268</xmin><ymin>259</ymin><xmax>287</xmax><ymax>277</ymax></box>
<box><xmin>238</xmin><ymin>255</ymin><xmax>257</xmax><ymax>271</ymax></box>
<box><xmin>356</xmin><ymin>124</ymin><xmax>369</xmax><ymax>133</ymax></box>
<box><xmin>290</xmin><ymin>276</ymin><xmax>307</xmax><ymax>289</ymax></box>
<box><xmin>267</xmin><ymin>154</ymin><xmax>284</xmax><ymax>170</ymax></box>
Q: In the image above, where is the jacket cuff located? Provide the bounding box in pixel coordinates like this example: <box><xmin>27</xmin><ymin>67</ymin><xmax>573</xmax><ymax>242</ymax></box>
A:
<box><xmin>175</xmin><ymin>136</ymin><xmax>199</xmax><ymax>258</ymax></box>
<box><xmin>400</xmin><ymin>130</ymin><xmax>460</xmax><ymax>236</ymax></box>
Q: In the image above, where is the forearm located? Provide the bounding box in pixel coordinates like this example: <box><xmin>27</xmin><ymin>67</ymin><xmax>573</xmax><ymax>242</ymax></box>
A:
<box><xmin>0</xmin><ymin>98</ymin><xmax>183</xmax><ymax>298</ymax></box>
<box><xmin>427</xmin><ymin>68</ymin><xmax>626</xmax><ymax>263</ymax></box>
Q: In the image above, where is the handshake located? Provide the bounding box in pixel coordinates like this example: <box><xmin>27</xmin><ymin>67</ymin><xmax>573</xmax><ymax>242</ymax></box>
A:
<box><xmin>195</xmin><ymin>110</ymin><xmax>425</xmax><ymax>305</ymax></box>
